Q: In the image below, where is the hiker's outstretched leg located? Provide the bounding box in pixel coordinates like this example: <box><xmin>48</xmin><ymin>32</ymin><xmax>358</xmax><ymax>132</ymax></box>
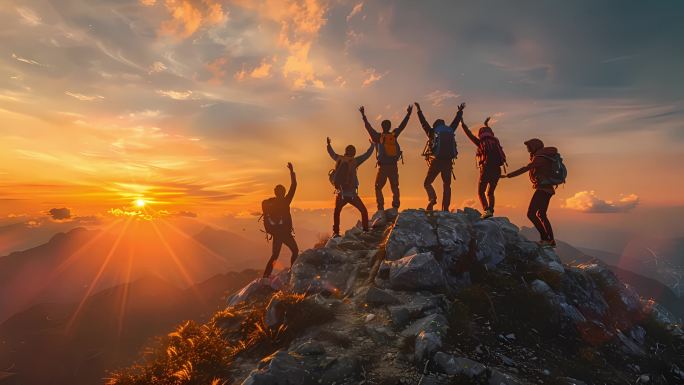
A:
<box><xmin>374</xmin><ymin>167</ymin><xmax>388</xmax><ymax>211</ymax></box>
<box><xmin>388</xmin><ymin>164</ymin><xmax>400</xmax><ymax>209</ymax></box>
<box><xmin>527</xmin><ymin>190</ymin><xmax>549</xmax><ymax>240</ymax></box>
<box><xmin>424</xmin><ymin>161</ymin><xmax>440</xmax><ymax>208</ymax></box>
<box><xmin>440</xmin><ymin>162</ymin><xmax>452</xmax><ymax>211</ymax></box>
<box><xmin>282</xmin><ymin>233</ymin><xmax>299</xmax><ymax>266</ymax></box>
<box><xmin>263</xmin><ymin>236</ymin><xmax>284</xmax><ymax>278</ymax></box>
<box><xmin>350</xmin><ymin>195</ymin><xmax>369</xmax><ymax>231</ymax></box>
<box><xmin>477</xmin><ymin>175</ymin><xmax>488</xmax><ymax>211</ymax></box>
<box><xmin>535</xmin><ymin>191</ymin><xmax>554</xmax><ymax>241</ymax></box>
<box><xmin>486</xmin><ymin>167</ymin><xmax>501</xmax><ymax>212</ymax></box>
<box><xmin>333</xmin><ymin>194</ymin><xmax>347</xmax><ymax>236</ymax></box>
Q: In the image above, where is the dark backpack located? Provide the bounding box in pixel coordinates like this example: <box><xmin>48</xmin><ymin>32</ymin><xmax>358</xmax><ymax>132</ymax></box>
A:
<box><xmin>431</xmin><ymin>125</ymin><xmax>458</xmax><ymax>160</ymax></box>
<box><xmin>538</xmin><ymin>153</ymin><xmax>568</xmax><ymax>186</ymax></box>
<box><xmin>477</xmin><ymin>136</ymin><xmax>506</xmax><ymax>168</ymax></box>
<box><xmin>377</xmin><ymin>133</ymin><xmax>401</xmax><ymax>163</ymax></box>
<box><xmin>328</xmin><ymin>156</ymin><xmax>357</xmax><ymax>190</ymax></box>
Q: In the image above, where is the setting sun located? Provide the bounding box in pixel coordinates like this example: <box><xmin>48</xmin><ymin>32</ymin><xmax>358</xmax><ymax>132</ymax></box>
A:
<box><xmin>135</xmin><ymin>199</ymin><xmax>146</xmax><ymax>207</ymax></box>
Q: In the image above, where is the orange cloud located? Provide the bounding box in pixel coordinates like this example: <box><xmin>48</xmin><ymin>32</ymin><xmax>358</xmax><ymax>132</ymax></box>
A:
<box><xmin>152</xmin><ymin>0</ymin><xmax>227</xmax><ymax>39</ymax></box>
<box><xmin>234</xmin><ymin>57</ymin><xmax>274</xmax><ymax>81</ymax></box>
<box><xmin>206</xmin><ymin>57</ymin><xmax>228</xmax><ymax>84</ymax></box>
<box><xmin>361</xmin><ymin>68</ymin><xmax>387</xmax><ymax>87</ymax></box>
<box><xmin>563</xmin><ymin>191</ymin><xmax>640</xmax><ymax>213</ymax></box>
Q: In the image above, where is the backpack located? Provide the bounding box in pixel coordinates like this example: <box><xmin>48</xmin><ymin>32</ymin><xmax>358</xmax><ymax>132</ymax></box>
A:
<box><xmin>477</xmin><ymin>136</ymin><xmax>506</xmax><ymax>168</ymax></box>
<box><xmin>431</xmin><ymin>125</ymin><xmax>458</xmax><ymax>160</ymax></box>
<box><xmin>261</xmin><ymin>197</ymin><xmax>282</xmax><ymax>235</ymax></box>
<box><xmin>537</xmin><ymin>153</ymin><xmax>568</xmax><ymax>186</ymax></box>
<box><xmin>377</xmin><ymin>133</ymin><xmax>401</xmax><ymax>163</ymax></box>
<box><xmin>328</xmin><ymin>156</ymin><xmax>357</xmax><ymax>190</ymax></box>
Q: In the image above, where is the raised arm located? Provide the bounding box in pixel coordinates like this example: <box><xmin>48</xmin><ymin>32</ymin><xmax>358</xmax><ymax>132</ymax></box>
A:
<box><xmin>449</xmin><ymin>102</ymin><xmax>466</xmax><ymax>129</ymax></box>
<box><xmin>394</xmin><ymin>104</ymin><xmax>413</xmax><ymax>137</ymax></box>
<box><xmin>326</xmin><ymin>137</ymin><xmax>340</xmax><ymax>161</ymax></box>
<box><xmin>414</xmin><ymin>102</ymin><xmax>431</xmax><ymax>136</ymax></box>
<box><xmin>359</xmin><ymin>106</ymin><xmax>380</xmax><ymax>143</ymax></box>
<box><xmin>285</xmin><ymin>162</ymin><xmax>297</xmax><ymax>203</ymax></box>
<box><xmin>461</xmin><ymin>120</ymin><xmax>480</xmax><ymax>146</ymax></box>
<box><xmin>355</xmin><ymin>141</ymin><xmax>375</xmax><ymax>165</ymax></box>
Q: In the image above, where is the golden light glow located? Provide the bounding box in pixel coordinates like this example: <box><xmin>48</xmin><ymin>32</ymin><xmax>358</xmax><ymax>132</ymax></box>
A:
<box><xmin>135</xmin><ymin>199</ymin><xmax>146</xmax><ymax>207</ymax></box>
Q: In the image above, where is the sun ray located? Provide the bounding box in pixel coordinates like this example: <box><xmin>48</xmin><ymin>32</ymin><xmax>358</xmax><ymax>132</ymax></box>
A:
<box><xmin>149</xmin><ymin>220</ymin><xmax>206</xmax><ymax>304</ymax></box>
<box><xmin>66</xmin><ymin>218</ymin><xmax>132</xmax><ymax>332</ymax></box>
<box><xmin>117</xmin><ymin>244</ymin><xmax>136</xmax><ymax>339</ymax></box>
<box><xmin>158</xmin><ymin>218</ymin><xmax>231</xmax><ymax>264</ymax></box>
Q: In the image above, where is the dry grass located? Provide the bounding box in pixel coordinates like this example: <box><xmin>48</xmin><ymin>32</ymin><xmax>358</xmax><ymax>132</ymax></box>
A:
<box><xmin>107</xmin><ymin>291</ymin><xmax>331</xmax><ymax>385</ymax></box>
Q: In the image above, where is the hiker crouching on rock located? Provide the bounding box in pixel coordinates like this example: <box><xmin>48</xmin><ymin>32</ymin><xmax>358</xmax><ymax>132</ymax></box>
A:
<box><xmin>415</xmin><ymin>101</ymin><xmax>465</xmax><ymax>211</ymax></box>
<box><xmin>461</xmin><ymin>116</ymin><xmax>507</xmax><ymax>219</ymax></box>
<box><xmin>503</xmin><ymin>138</ymin><xmax>567</xmax><ymax>248</ymax></box>
<box><xmin>359</xmin><ymin>104</ymin><xmax>413</xmax><ymax>212</ymax></box>
<box><xmin>261</xmin><ymin>162</ymin><xmax>299</xmax><ymax>278</ymax></box>
<box><xmin>327</xmin><ymin>137</ymin><xmax>374</xmax><ymax>238</ymax></box>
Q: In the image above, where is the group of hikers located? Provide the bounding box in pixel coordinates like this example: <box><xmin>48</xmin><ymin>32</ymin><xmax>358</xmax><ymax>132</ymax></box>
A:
<box><xmin>260</xmin><ymin>102</ymin><xmax>567</xmax><ymax>278</ymax></box>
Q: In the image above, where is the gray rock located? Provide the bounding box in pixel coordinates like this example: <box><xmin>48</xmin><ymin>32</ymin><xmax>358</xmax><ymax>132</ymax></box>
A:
<box><xmin>488</xmin><ymin>369</ymin><xmax>524</xmax><ymax>385</ymax></box>
<box><xmin>388</xmin><ymin>294</ymin><xmax>448</xmax><ymax>327</ymax></box>
<box><xmin>530</xmin><ymin>279</ymin><xmax>552</xmax><ymax>294</ymax></box>
<box><xmin>433</xmin><ymin>352</ymin><xmax>486</xmax><ymax>378</ymax></box>
<box><xmin>365</xmin><ymin>286</ymin><xmax>401</xmax><ymax>306</ymax></box>
<box><xmin>324</xmin><ymin>236</ymin><xmax>343</xmax><ymax>249</ymax></box>
<box><xmin>415</xmin><ymin>331</ymin><xmax>442</xmax><ymax>361</ymax></box>
<box><xmin>241</xmin><ymin>351</ymin><xmax>316</xmax><ymax>385</ymax></box>
<box><xmin>434</xmin><ymin>212</ymin><xmax>471</xmax><ymax>265</ymax></box>
<box><xmin>473</xmin><ymin>220</ymin><xmax>506</xmax><ymax>268</ymax></box>
<box><xmin>556</xmin><ymin>377</ymin><xmax>588</xmax><ymax>385</ymax></box>
<box><xmin>389</xmin><ymin>306</ymin><xmax>411</xmax><ymax>327</ymax></box>
<box><xmin>227</xmin><ymin>278</ymin><xmax>275</xmax><ymax>307</ymax></box>
<box><xmin>385</xmin><ymin>210</ymin><xmax>438</xmax><ymax>260</ymax></box>
<box><xmin>294</xmin><ymin>340</ymin><xmax>326</xmax><ymax>356</ymax></box>
<box><xmin>365</xmin><ymin>325</ymin><xmax>395</xmax><ymax>343</ymax></box>
<box><xmin>264</xmin><ymin>297</ymin><xmax>286</xmax><ymax>329</ymax></box>
<box><xmin>290</xmin><ymin>248</ymin><xmax>354</xmax><ymax>295</ymax></box>
<box><xmin>320</xmin><ymin>356</ymin><xmax>361</xmax><ymax>384</ymax></box>
<box><xmin>616</xmin><ymin>330</ymin><xmax>645</xmax><ymax>357</ymax></box>
<box><xmin>389</xmin><ymin>252</ymin><xmax>445</xmax><ymax>292</ymax></box>
<box><xmin>401</xmin><ymin>313</ymin><xmax>449</xmax><ymax>338</ymax></box>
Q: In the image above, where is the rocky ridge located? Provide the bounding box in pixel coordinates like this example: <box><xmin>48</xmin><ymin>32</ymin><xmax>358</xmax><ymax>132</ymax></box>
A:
<box><xmin>111</xmin><ymin>208</ymin><xmax>684</xmax><ymax>385</ymax></box>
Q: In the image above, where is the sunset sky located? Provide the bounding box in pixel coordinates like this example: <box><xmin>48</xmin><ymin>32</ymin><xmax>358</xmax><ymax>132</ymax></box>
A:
<box><xmin>1</xmin><ymin>0</ymin><xmax>683</xmax><ymax>251</ymax></box>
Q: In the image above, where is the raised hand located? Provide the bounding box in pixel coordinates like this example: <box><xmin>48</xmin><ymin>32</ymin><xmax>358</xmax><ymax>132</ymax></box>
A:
<box><xmin>407</xmin><ymin>104</ymin><xmax>413</xmax><ymax>114</ymax></box>
<box><xmin>359</xmin><ymin>106</ymin><xmax>365</xmax><ymax>115</ymax></box>
<box><xmin>458</xmin><ymin>102</ymin><xmax>466</xmax><ymax>111</ymax></box>
<box><xmin>287</xmin><ymin>162</ymin><xmax>294</xmax><ymax>172</ymax></box>
<box><xmin>484</xmin><ymin>117</ymin><xmax>491</xmax><ymax>127</ymax></box>
<box><xmin>326</xmin><ymin>137</ymin><xmax>331</xmax><ymax>145</ymax></box>
<box><xmin>414</xmin><ymin>102</ymin><xmax>421</xmax><ymax>111</ymax></box>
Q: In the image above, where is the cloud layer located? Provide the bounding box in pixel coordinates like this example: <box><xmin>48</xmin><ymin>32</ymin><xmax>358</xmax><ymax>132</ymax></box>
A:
<box><xmin>564</xmin><ymin>191</ymin><xmax>640</xmax><ymax>213</ymax></box>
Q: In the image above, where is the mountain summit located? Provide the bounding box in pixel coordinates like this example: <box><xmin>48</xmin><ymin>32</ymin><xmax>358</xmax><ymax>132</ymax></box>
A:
<box><xmin>109</xmin><ymin>209</ymin><xmax>683</xmax><ymax>385</ymax></box>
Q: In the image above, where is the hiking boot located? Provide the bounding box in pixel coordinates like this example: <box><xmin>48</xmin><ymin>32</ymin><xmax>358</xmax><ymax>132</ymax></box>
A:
<box><xmin>332</xmin><ymin>233</ymin><xmax>341</xmax><ymax>239</ymax></box>
<box><xmin>537</xmin><ymin>240</ymin><xmax>556</xmax><ymax>248</ymax></box>
<box><xmin>481</xmin><ymin>209</ymin><xmax>493</xmax><ymax>219</ymax></box>
<box><xmin>426</xmin><ymin>200</ymin><xmax>437</xmax><ymax>211</ymax></box>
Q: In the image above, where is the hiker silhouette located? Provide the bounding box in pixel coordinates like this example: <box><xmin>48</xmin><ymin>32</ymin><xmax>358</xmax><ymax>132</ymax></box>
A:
<box><xmin>415</xmin><ymin>101</ymin><xmax>465</xmax><ymax>212</ymax></box>
<box><xmin>359</xmin><ymin>104</ymin><xmax>413</xmax><ymax>211</ymax></box>
<box><xmin>261</xmin><ymin>162</ymin><xmax>299</xmax><ymax>277</ymax></box>
<box><xmin>461</xmin><ymin>116</ymin><xmax>507</xmax><ymax>219</ymax></box>
<box><xmin>504</xmin><ymin>138</ymin><xmax>565</xmax><ymax>248</ymax></box>
<box><xmin>327</xmin><ymin>137</ymin><xmax>374</xmax><ymax>237</ymax></box>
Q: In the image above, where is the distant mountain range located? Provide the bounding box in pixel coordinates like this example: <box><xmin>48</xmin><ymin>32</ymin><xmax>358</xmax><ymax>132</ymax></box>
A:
<box><xmin>0</xmin><ymin>270</ymin><xmax>259</xmax><ymax>385</ymax></box>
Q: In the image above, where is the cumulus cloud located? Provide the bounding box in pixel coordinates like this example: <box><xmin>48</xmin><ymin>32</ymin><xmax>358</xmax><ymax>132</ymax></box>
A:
<box><xmin>147</xmin><ymin>0</ymin><xmax>228</xmax><ymax>39</ymax></box>
<box><xmin>563</xmin><ymin>191</ymin><xmax>640</xmax><ymax>213</ymax></box>
<box><xmin>234</xmin><ymin>58</ymin><xmax>273</xmax><ymax>81</ymax></box>
<box><xmin>48</xmin><ymin>207</ymin><xmax>72</xmax><ymax>220</ymax></box>
<box><xmin>346</xmin><ymin>2</ymin><xmax>364</xmax><ymax>22</ymax></box>
<box><xmin>426</xmin><ymin>90</ymin><xmax>460</xmax><ymax>107</ymax></box>
<box><xmin>362</xmin><ymin>68</ymin><xmax>387</xmax><ymax>87</ymax></box>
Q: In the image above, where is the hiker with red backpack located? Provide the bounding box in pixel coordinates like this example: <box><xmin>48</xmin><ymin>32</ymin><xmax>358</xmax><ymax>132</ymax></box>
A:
<box><xmin>461</xmin><ymin>116</ymin><xmax>507</xmax><ymax>219</ymax></box>
<box><xmin>327</xmin><ymin>137</ymin><xmax>375</xmax><ymax>237</ymax></box>
<box><xmin>261</xmin><ymin>162</ymin><xmax>299</xmax><ymax>278</ymax></box>
<box><xmin>503</xmin><ymin>138</ymin><xmax>568</xmax><ymax>248</ymax></box>
<box><xmin>359</xmin><ymin>104</ymin><xmax>413</xmax><ymax>211</ymax></box>
<box><xmin>415</xmin><ymin>101</ymin><xmax>466</xmax><ymax>211</ymax></box>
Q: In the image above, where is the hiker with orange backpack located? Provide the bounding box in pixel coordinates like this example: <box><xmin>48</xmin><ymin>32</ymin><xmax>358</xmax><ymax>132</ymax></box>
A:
<box><xmin>415</xmin><ymin>101</ymin><xmax>466</xmax><ymax>211</ymax></box>
<box><xmin>503</xmin><ymin>138</ymin><xmax>567</xmax><ymax>248</ymax></box>
<box><xmin>261</xmin><ymin>162</ymin><xmax>299</xmax><ymax>277</ymax></box>
<box><xmin>461</xmin><ymin>116</ymin><xmax>507</xmax><ymax>219</ymax></box>
<box><xmin>327</xmin><ymin>137</ymin><xmax>374</xmax><ymax>238</ymax></box>
<box><xmin>359</xmin><ymin>104</ymin><xmax>413</xmax><ymax>211</ymax></box>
